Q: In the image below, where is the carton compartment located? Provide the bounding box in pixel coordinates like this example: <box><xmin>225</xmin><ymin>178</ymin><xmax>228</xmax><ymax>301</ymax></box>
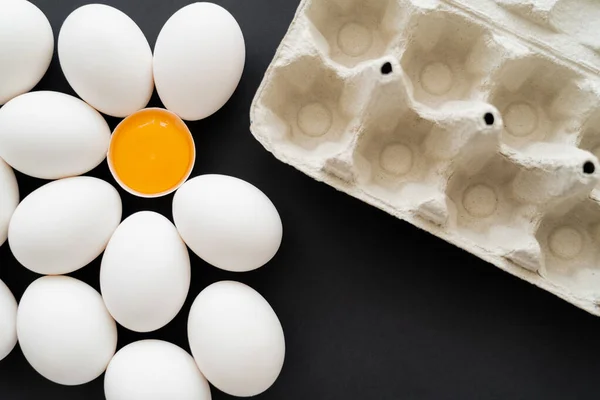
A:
<box><xmin>305</xmin><ymin>0</ymin><xmax>403</xmax><ymax>68</ymax></box>
<box><xmin>489</xmin><ymin>57</ymin><xmax>584</xmax><ymax>148</ymax></box>
<box><xmin>400</xmin><ymin>11</ymin><xmax>493</xmax><ymax>108</ymax></box>
<box><xmin>537</xmin><ymin>198</ymin><xmax>600</xmax><ymax>298</ymax></box>
<box><xmin>258</xmin><ymin>55</ymin><xmax>356</xmax><ymax>157</ymax></box>
<box><xmin>446</xmin><ymin>151</ymin><xmax>552</xmax><ymax>272</ymax></box>
<box><xmin>354</xmin><ymin>109</ymin><xmax>434</xmax><ymax>197</ymax></box>
<box><xmin>446</xmin><ymin>155</ymin><xmax>522</xmax><ymax>240</ymax></box>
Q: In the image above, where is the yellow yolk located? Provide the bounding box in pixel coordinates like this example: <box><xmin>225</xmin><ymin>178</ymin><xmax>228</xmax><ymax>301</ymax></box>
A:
<box><xmin>109</xmin><ymin>108</ymin><xmax>195</xmax><ymax>196</ymax></box>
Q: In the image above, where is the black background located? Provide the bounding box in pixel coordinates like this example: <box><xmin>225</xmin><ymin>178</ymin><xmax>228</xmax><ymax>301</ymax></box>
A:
<box><xmin>1</xmin><ymin>1</ymin><xmax>600</xmax><ymax>399</ymax></box>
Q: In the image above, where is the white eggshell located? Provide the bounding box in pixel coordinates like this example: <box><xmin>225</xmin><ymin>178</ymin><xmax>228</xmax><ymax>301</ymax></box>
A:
<box><xmin>104</xmin><ymin>340</ymin><xmax>211</xmax><ymax>400</ymax></box>
<box><xmin>0</xmin><ymin>158</ymin><xmax>19</xmax><ymax>246</ymax></box>
<box><xmin>173</xmin><ymin>175</ymin><xmax>282</xmax><ymax>272</ymax></box>
<box><xmin>188</xmin><ymin>281</ymin><xmax>285</xmax><ymax>397</ymax></box>
<box><xmin>17</xmin><ymin>276</ymin><xmax>118</xmax><ymax>385</ymax></box>
<box><xmin>0</xmin><ymin>279</ymin><xmax>17</xmax><ymax>361</ymax></box>
<box><xmin>58</xmin><ymin>4</ymin><xmax>153</xmax><ymax>117</ymax></box>
<box><xmin>0</xmin><ymin>91</ymin><xmax>111</xmax><ymax>179</ymax></box>
<box><xmin>9</xmin><ymin>177</ymin><xmax>122</xmax><ymax>275</ymax></box>
<box><xmin>0</xmin><ymin>0</ymin><xmax>53</xmax><ymax>105</ymax></box>
<box><xmin>101</xmin><ymin>211</ymin><xmax>191</xmax><ymax>333</ymax></box>
<box><xmin>153</xmin><ymin>2</ymin><xmax>245</xmax><ymax>121</ymax></box>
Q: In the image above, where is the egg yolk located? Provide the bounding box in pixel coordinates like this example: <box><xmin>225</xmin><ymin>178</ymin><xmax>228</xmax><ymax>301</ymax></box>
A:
<box><xmin>109</xmin><ymin>109</ymin><xmax>195</xmax><ymax>195</ymax></box>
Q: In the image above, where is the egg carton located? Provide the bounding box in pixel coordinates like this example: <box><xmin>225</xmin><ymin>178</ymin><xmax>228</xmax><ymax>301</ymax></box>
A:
<box><xmin>250</xmin><ymin>0</ymin><xmax>600</xmax><ymax>315</ymax></box>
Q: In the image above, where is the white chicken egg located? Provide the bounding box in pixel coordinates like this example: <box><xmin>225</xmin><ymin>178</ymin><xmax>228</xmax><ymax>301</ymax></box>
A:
<box><xmin>0</xmin><ymin>91</ymin><xmax>111</xmax><ymax>180</ymax></box>
<box><xmin>100</xmin><ymin>211</ymin><xmax>191</xmax><ymax>333</ymax></box>
<box><xmin>173</xmin><ymin>175</ymin><xmax>282</xmax><ymax>272</ymax></box>
<box><xmin>188</xmin><ymin>281</ymin><xmax>285</xmax><ymax>397</ymax></box>
<box><xmin>0</xmin><ymin>0</ymin><xmax>53</xmax><ymax>105</ymax></box>
<box><xmin>17</xmin><ymin>276</ymin><xmax>118</xmax><ymax>386</ymax></box>
<box><xmin>0</xmin><ymin>158</ymin><xmax>19</xmax><ymax>246</ymax></box>
<box><xmin>104</xmin><ymin>340</ymin><xmax>211</xmax><ymax>400</ymax></box>
<box><xmin>9</xmin><ymin>177</ymin><xmax>122</xmax><ymax>275</ymax></box>
<box><xmin>153</xmin><ymin>2</ymin><xmax>245</xmax><ymax>121</ymax></box>
<box><xmin>0</xmin><ymin>279</ymin><xmax>17</xmax><ymax>361</ymax></box>
<box><xmin>58</xmin><ymin>4</ymin><xmax>153</xmax><ymax>117</ymax></box>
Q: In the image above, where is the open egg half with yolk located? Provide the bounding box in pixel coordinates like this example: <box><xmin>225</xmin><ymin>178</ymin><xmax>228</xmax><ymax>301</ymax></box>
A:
<box><xmin>108</xmin><ymin>108</ymin><xmax>195</xmax><ymax>198</ymax></box>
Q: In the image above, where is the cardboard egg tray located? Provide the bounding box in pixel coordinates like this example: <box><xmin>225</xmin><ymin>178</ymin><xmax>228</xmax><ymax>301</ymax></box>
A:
<box><xmin>250</xmin><ymin>0</ymin><xmax>600</xmax><ymax>315</ymax></box>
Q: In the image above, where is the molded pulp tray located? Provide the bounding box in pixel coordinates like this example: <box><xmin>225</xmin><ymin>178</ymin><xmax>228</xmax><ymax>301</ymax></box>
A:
<box><xmin>250</xmin><ymin>0</ymin><xmax>600</xmax><ymax>315</ymax></box>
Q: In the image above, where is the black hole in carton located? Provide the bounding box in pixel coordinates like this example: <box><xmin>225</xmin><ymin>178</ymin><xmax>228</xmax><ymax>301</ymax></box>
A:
<box><xmin>583</xmin><ymin>161</ymin><xmax>596</xmax><ymax>174</ymax></box>
<box><xmin>484</xmin><ymin>113</ymin><xmax>495</xmax><ymax>126</ymax></box>
<box><xmin>381</xmin><ymin>62</ymin><xmax>393</xmax><ymax>75</ymax></box>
